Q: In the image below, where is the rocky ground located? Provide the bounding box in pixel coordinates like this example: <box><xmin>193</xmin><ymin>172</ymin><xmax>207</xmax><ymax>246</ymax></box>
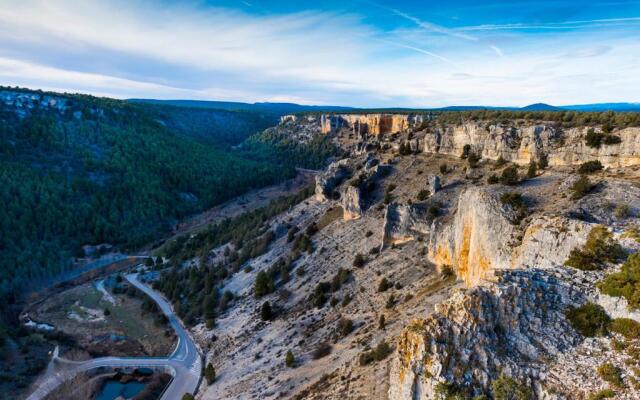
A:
<box><xmin>179</xmin><ymin>116</ymin><xmax>640</xmax><ymax>399</ymax></box>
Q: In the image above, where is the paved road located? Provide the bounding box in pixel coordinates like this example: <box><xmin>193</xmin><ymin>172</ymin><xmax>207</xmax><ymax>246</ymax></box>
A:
<box><xmin>26</xmin><ymin>273</ymin><xmax>202</xmax><ymax>400</ymax></box>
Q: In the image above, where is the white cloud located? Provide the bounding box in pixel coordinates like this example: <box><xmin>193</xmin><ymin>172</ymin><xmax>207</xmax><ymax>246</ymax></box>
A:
<box><xmin>0</xmin><ymin>0</ymin><xmax>638</xmax><ymax>107</ymax></box>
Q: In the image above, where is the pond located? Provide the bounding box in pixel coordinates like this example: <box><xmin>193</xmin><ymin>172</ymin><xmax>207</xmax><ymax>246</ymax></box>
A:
<box><xmin>96</xmin><ymin>380</ymin><xmax>146</xmax><ymax>400</ymax></box>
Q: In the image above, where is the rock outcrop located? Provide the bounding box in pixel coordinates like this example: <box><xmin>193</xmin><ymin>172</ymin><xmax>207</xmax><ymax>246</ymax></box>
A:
<box><xmin>388</xmin><ymin>268</ymin><xmax>586</xmax><ymax>400</ymax></box>
<box><xmin>315</xmin><ymin>159</ymin><xmax>350</xmax><ymax>201</ymax></box>
<box><xmin>428</xmin><ymin>188</ymin><xmax>518</xmax><ymax>287</ymax></box>
<box><xmin>319</xmin><ymin>114</ymin><xmax>426</xmax><ymax>135</ymax></box>
<box><xmin>423</xmin><ymin>122</ymin><xmax>640</xmax><ymax>168</ymax></box>
<box><xmin>341</xmin><ymin>162</ymin><xmax>392</xmax><ymax>220</ymax></box>
<box><xmin>382</xmin><ymin>203</ymin><xmax>432</xmax><ymax>246</ymax></box>
<box><xmin>427</xmin><ymin>176</ymin><xmax>441</xmax><ymax>195</ymax></box>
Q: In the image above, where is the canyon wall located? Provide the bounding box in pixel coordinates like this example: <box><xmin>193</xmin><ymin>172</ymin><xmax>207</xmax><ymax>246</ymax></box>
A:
<box><xmin>315</xmin><ymin>114</ymin><xmax>426</xmax><ymax>135</ymax></box>
<box><xmin>423</xmin><ymin>123</ymin><xmax>640</xmax><ymax>168</ymax></box>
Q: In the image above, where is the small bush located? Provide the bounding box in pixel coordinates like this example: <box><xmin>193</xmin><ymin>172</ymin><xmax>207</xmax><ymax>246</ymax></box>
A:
<box><xmin>586</xmin><ymin>128</ymin><xmax>604</xmax><ymax>148</ymax></box>
<box><xmin>378</xmin><ymin>314</ymin><xmax>386</xmax><ymax>329</ymax></box>
<box><xmin>488</xmin><ymin>174</ymin><xmax>499</xmax><ymax>184</ymax></box>
<box><xmin>378</xmin><ymin>277</ymin><xmax>391</xmax><ymax>292</ymax></box>
<box><xmin>360</xmin><ymin>340</ymin><xmax>393</xmax><ymax>366</ymax></box>
<box><xmin>610</xmin><ymin>318</ymin><xmax>640</xmax><ymax>339</ymax></box>
<box><xmin>526</xmin><ymin>161</ymin><xmax>537</xmax><ymax>178</ymax></box>
<box><xmin>588</xmin><ymin>389</ymin><xmax>616</xmax><ymax>400</ymax></box>
<box><xmin>495</xmin><ymin>156</ymin><xmax>507</xmax><ymax>167</ymax></box>
<box><xmin>565</xmin><ymin>226</ymin><xmax>625</xmax><ymax>271</ymax></box>
<box><xmin>566</xmin><ymin>302</ymin><xmax>611</xmax><ymax>337</ymax></box>
<box><xmin>615</xmin><ymin>204</ymin><xmax>631</xmax><ymax>219</ymax></box>
<box><xmin>385</xmin><ymin>294</ymin><xmax>395</xmax><ymax>309</ymax></box>
<box><xmin>598</xmin><ymin>253</ymin><xmax>640</xmax><ymax>309</ymax></box>
<box><xmin>499</xmin><ymin>165</ymin><xmax>519</xmax><ymax>185</ymax></box>
<box><xmin>353</xmin><ymin>254</ymin><xmax>365</xmax><ymax>268</ymax></box>
<box><xmin>570</xmin><ymin>175</ymin><xmax>595</xmax><ymax>199</ymax></box>
<box><xmin>578</xmin><ymin>160</ymin><xmax>603</xmax><ymax>174</ymax></box>
<box><xmin>492</xmin><ymin>374</ymin><xmax>533</xmax><ymax>400</ymax></box>
<box><xmin>285</xmin><ymin>350</ymin><xmax>295</xmax><ymax>367</ymax></box>
<box><xmin>461</xmin><ymin>144</ymin><xmax>471</xmax><ymax>159</ymax></box>
<box><xmin>440</xmin><ymin>163</ymin><xmax>448</xmax><ymax>174</ymax></box>
<box><xmin>254</xmin><ymin>271</ymin><xmax>275</xmax><ymax>298</ymax></box>
<box><xmin>312</xmin><ymin>342</ymin><xmax>332</xmax><ymax>359</ymax></box>
<box><xmin>537</xmin><ymin>154</ymin><xmax>549</xmax><ymax>169</ymax></box>
<box><xmin>597</xmin><ymin>363</ymin><xmax>623</xmax><ymax>387</ymax></box>
<box><xmin>500</xmin><ymin>192</ymin><xmax>527</xmax><ymax>222</ymax></box>
<box><xmin>182</xmin><ymin>394</ymin><xmax>195</xmax><ymax>400</ymax></box>
<box><xmin>338</xmin><ymin>318</ymin><xmax>354</xmax><ymax>337</ymax></box>
<box><xmin>260</xmin><ymin>301</ymin><xmax>273</xmax><ymax>321</ymax></box>
<box><xmin>603</xmin><ymin>135</ymin><xmax>622</xmax><ymax>145</ymax></box>
<box><xmin>205</xmin><ymin>363</ymin><xmax>216</xmax><ymax>385</ymax></box>
<box><xmin>441</xmin><ymin>265</ymin><xmax>455</xmax><ymax>279</ymax></box>
<box><xmin>417</xmin><ymin>190</ymin><xmax>430</xmax><ymax>201</ymax></box>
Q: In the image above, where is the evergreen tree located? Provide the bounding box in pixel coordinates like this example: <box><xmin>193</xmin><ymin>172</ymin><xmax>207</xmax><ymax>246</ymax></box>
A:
<box><xmin>205</xmin><ymin>363</ymin><xmax>216</xmax><ymax>385</ymax></box>
<box><xmin>260</xmin><ymin>301</ymin><xmax>273</xmax><ymax>321</ymax></box>
<box><xmin>254</xmin><ymin>271</ymin><xmax>274</xmax><ymax>298</ymax></box>
<box><xmin>285</xmin><ymin>350</ymin><xmax>295</xmax><ymax>367</ymax></box>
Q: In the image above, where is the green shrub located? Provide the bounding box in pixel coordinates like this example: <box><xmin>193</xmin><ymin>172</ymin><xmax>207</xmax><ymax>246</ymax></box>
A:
<box><xmin>254</xmin><ymin>271</ymin><xmax>275</xmax><ymax>298</ymax></box>
<box><xmin>578</xmin><ymin>160</ymin><xmax>603</xmax><ymax>174</ymax></box>
<box><xmin>570</xmin><ymin>175</ymin><xmax>595</xmax><ymax>199</ymax></box>
<box><xmin>587</xmin><ymin>389</ymin><xmax>615</xmax><ymax>400</ymax></box>
<box><xmin>492</xmin><ymin>374</ymin><xmax>533</xmax><ymax>400</ymax></box>
<box><xmin>537</xmin><ymin>154</ymin><xmax>548</xmax><ymax>169</ymax></box>
<box><xmin>461</xmin><ymin>144</ymin><xmax>471</xmax><ymax>159</ymax></box>
<box><xmin>499</xmin><ymin>165</ymin><xmax>519</xmax><ymax>185</ymax></box>
<box><xmin>285</xmin><ymin>350</ymin><xmax>295</xmax><ymax>367</ymax></box>
<box><xmin>610</xmin><ymin>318</ymin><xmax>640</xmax><ymax>339</ymax></box>
<box><xmin>379</xmin><ymin>314</ymin><xmax>386</xmax><ymax>329</ymax></box>
<box><xmin>182</xmin><ymin>394</ymin><xmax>195</xmax><ymax>400</ymax></box>
<box><xmin>488</xmin><ymin>174</ymin><xmax>499</xmax><ymax>184</ymax></box>
<box><xmin>526</xmin><ymin>161</ymin><xmax>537</xmax><ymax>178</ymax></box>
<box><xmin>312</xmin><ymin>342</ymin><xmax>332</xmax><ymax>359</ymax></box>
<box><xmin>598</xmin><ymin>253</ymin><xmax>640</xmax><ymax>309</ymax></box>
<box><xmin>615</xmin><ymin>204</ymin><xmax>631</xmax><ymax>219</ymax></box>
<box><xmin>597</xmin><ymin>363</ymin><xmax>623</xmax><ymax>387</ymax></box>
<box><xmin>586</xmin><ymin>128</ymin><xmax>604</xmax><ymax>148</ymax></box>
<box><xmin>603</xmin><ymin>135</ymin><xmax>622</xmax><ymax>145</ymax></box>
<box><xmin>566</xmin><ymin>302</ymin><xmax>611</xmax><ymax>337</ymax></box>
<box><xmin>495</xmin><ymin>156</ymin><xmax>507</xmax><ymax>167</ymax></box>
<box><xmin>440</xmin><ymin>163</ymin><xmax>448</xmax><ymax>174</ymax></box>
<box><xmin>434</xmin><ymin>382</ymin><xmax>467</xmax><ymax>400</ymax></box>
<box><xmin>205</xmin><ymin>363</ymin><xmax>216</xmax><ymax>385</ymax></box>
<box><xmin>565</xmin><ymin>226</ymin><xmax>625</xmax><ymax>271</ymax></box>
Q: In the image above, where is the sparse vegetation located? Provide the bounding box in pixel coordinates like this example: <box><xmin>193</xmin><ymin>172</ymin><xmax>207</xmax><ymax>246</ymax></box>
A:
<box><xmin>566</xmin><ymin>302</ymin><xmax>611</xmax><ymax>337</ymax></box>
<box><xmin>598</xmin><ymin>253</ymin><xmax>640</xmax><ymax>309</ymax></box>
<box><xmin>610</xmin><ymin>318</ymin><xmax>640</xmax><ymax>340</ymax></box>
<box><xmin>585</xmin><ymin>128</ymin><xmax>622</xmax><ymax>149</ymax></box>
<box><xmin>312</xmin><ymin>342</ymin><xmax>332</xmax><ymax>359</ymax></box>
<box><xmin>578</xmin><ymin>160</ymin><xmax>604</xmax><ymax>174</ymax></box>
<box><xmin>597</xmin><ymin>363</ymin><xmax>624</xmax><ymax>387</ymax></box>
<box><xmin>353</xmin><ymin>254</ymin><xmax>366</xmax><ymax>268</ymax></box>
<box><xmin>588</xmin><ymin>389</ymin><xmax>616</xmax><ymax>400</ymax></box>
<box><xmin>378</xmin><ymin>277</ymin><xmax>392</xmax><ymax>292</ymax></box>
<box><xmin>526</xmin><ymin>161</ymin><xmax>537</xmax><ymax>178</ymax></box>
<box><xmin>338</xmin><ymin>318</ymin><xmax>354</xmax><ymax>337</ymax></box>
<box><xmin>565</xmin><ymin>225</ymin><xmax>625</xmax><ymax>271</ymax></box>
<box><xmin>440</xmin><ymin>163</ymin><xmax>448</xmax><ymax>174</ymax></box>
<box><xmin>358</xmin><ymin>340</ymin><xmax>392</xmax><ymax>366</ymax></box>
<box><xmin>255</xmin><ymin>271</ymin><xmax>275</xmax><ymax>298</ymax></box>
<box><xmin>499</xmin><ymin>165</ymin><xmax>519</xmax><ymax>185</ymax></box>
<box><xmin>492</xmin><ymin>374</ymin><xmax>533</xmax><ymax>400</ymax></box>
<box><xmin>417</xmin><ymin>189</ymin><xmax>430</xmax><ymax>201</ymax></box>
<box><xmin>500</xmin><ymin>192</ymin><xmax>527</xmax><ymax>221</ymax></box>
<box><xmin>570</xmin><ymin>175</ymin><xmax>596</xmax><ymax>199</ymax></box>
<box><xmin>260</xmin><ymin>301</ymin><xmax>273</xmax><ymax>321</ymax></box>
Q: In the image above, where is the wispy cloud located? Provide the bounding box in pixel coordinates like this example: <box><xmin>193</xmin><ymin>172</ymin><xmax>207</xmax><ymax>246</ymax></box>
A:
<box><xmin>388</xmin><ymin>8</ymin><xmax>478</xmax><ymax>41</ymax></box>
<box><xmin>458</xmin><ymin>16</ymin><xmax>640</xmax><ymax>31</ymax></box>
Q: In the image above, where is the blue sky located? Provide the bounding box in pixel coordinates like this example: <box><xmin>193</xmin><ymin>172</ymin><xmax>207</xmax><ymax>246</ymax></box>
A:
<box><xmin>0</xmin><ymin>0</ymin><xmax>638</xmax><ymax>107</ymax></box>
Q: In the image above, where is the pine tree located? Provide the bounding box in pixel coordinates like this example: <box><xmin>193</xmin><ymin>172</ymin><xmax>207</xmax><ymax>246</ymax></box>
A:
<box><xmin>379</xmin><ymin>314</ymin><xmax>386</xmax><ymax>330</ymax></box>
<box><xmin>205</xmin><ymin>363</ymin><xmax>216</xmax><ymax>385</ymax></box>
<box><xmin>260</xmin><ymin>301</ymin><xmax>273</xmax><ymax>321</ymax></box>
<box><xmin>285</xmin><ymin>350</ymin><xmax>295</xmax><ymax>367</ymax></box>
<box><xmin>254</xmin><ymin>270</ymin><xmax>274</xmax><ymax>298</ymax></box>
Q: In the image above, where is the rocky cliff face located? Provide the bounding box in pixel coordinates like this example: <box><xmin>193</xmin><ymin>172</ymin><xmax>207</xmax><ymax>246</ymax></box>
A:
<box><xmin>423</xmin><ymin>122</ymin><xmax>640</xmax><ymax>168</ymax></box>
<box><xmin>318</xmin><ymin>114</ymin><xmax>426</xmax><ymax>135</ymax></box>
<box><xmin>388</xmin><ymin>268</ymin><xmax>586</xmax><ymax>399</ymax></box>
<box><xmin>315</xmin><ymin>159</ymin><xmax>350</xmax><ymax>201</ymax></box>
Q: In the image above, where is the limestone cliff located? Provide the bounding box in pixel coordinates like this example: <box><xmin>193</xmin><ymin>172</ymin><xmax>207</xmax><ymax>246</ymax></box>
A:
<box><xmin>318</xmin><ymin>113</ymin><xmax>426</xmax><ymax>135</ymax></box>
<box><xmin>423</xmin><ymin>122</ymin><xmax>640</xmax><ymax>168</ymax></box>
<box><xmin>427</xmin><ymin>188</ymin><xmax>518</xmax><ymax>287</ymax></box>
<box><xmin>388</xmin><ymin>268</ymin><xmax>586</xmax><ymax>399</ymax></box>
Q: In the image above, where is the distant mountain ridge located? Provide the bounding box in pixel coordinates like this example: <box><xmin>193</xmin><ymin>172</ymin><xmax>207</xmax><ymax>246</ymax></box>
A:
<box><xmin>128</xmin><ymin>98</ymin><xmax>640</xmax><ymax>114</ymax></box>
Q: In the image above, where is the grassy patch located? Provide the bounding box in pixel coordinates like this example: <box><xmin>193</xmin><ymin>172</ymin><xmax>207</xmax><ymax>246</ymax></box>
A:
<box><xmin>597</xmin><ymin>363</ymin><xmax>624</xmax><ymax>387</ymax></box>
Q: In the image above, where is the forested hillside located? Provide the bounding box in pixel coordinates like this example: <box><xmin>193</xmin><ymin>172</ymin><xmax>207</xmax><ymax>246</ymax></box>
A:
<box><xmin>0</xmin><ymin>88</ymin><xmax>337</xmax><ymax>318</ymax></box>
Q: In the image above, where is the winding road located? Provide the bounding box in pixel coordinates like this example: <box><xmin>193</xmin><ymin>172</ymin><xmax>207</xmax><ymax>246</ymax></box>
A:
<box><xmin>26</xmin><ymin>273</ymin><xmax>202</xmax><ymax>400</ymax></box>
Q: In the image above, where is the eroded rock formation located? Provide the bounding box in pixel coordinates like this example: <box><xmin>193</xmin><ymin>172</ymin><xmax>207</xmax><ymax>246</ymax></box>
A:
<box><xmin>423</xmin><ymin>123</ymin><xmax>640</xmax><ymax>168</ymax></box>
<box><xmin>315</xmin><ymin>159</ymin><xmax>350</xmax><ymax>201</ymax></box>
<box><xmin>318</xmin><ymin>114</ymin><xmax>426</xmax><ymax>135</ymax></box>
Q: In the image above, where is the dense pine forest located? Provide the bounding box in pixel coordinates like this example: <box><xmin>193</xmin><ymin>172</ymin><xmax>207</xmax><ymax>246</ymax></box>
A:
<box><xmin>0</xmin><ymin>87</ymin><xmax>337</xmax><ymax>322</ymax></box>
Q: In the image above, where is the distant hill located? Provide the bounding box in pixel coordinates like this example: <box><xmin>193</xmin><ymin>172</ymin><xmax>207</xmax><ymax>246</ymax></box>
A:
<box><xmin>562</xmin><ymin>103</ymin><xmax>640</xmax><ymax>112</ymax></box>
<box><xmin>128</xmin><ymin>99</ymin><xmax>354</xmax><ymax>114</ymax></box>
<box><xmin>520</xmin><ymin>103</ymin><xmax>562</xmax><ymax>111</ymax></box>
